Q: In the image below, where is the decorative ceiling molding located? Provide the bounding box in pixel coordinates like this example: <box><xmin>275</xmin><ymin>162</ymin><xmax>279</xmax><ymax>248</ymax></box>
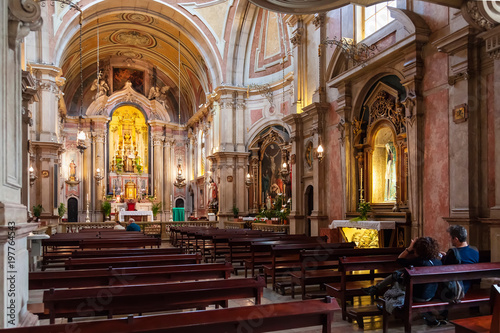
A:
<box><xmin>180</xmin><ymin>0</ymin><xmax>234</xmax><ymax>58</ymax></box>
<box><xmin>249</xmin><ymin>0</ymin><xmax>462</xmax><ymax>14</ymax></box>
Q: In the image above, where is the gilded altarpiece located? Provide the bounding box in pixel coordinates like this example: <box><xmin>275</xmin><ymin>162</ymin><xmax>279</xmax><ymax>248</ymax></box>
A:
<box><xmin>108</xmin><ymin>105</ymin><xmax>150</xmax><ymax>200</ymax></box>
<box><xmin>354</xmin><ymin>82</ymin><xmax>408</xmax><ymax>210</ymax></box>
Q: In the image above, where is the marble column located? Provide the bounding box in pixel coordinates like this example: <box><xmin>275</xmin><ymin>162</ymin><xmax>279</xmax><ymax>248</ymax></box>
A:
<box><xmin>1</xmin><ymin>0</ymin><xmax>42</xmax><ymax>328</ymax></box>
<box><xmin>95</xmin><ymin>133</ymin><xmax>105</xmax><ymax>214</ymax></box>
<box><xmin>163</xmin><ymin>139</ymin><xmax>174</xmax><ymax>221</ymax></box>
<box><xmin>152</xmin><ymin>135</ymin><xmax>164</xmax><ymax>205</ymax></box>
<box><xmin>480</xmin><ymin>26</ymin><xmax>500</xmax><ymax>219</ymax></box>
<box><xmin>283</xmin><ymin>114</ymin><xmax>304</xmax><ymax>234</ymax></box>
<box><xmin>287</xmin><ymin>15</ymin><xmax>306</xmax><ymax>113</ymax></box>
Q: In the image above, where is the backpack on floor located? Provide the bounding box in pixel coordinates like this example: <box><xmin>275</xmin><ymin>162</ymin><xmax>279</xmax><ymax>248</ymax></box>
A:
<box><xmin>440</xmin><ymin>247</ymin><xmax>465</xmax><ymax>303</ymax></box>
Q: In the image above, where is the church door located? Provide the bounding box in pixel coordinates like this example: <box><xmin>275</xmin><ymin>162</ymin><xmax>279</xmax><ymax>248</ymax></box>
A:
<box><xmin>67</xmin><ymin>197</ymin><xmax>78</xmax><ymax>222</ymax></box>
<box><xmin>305</xmin><ymin>186</ymin><xmax>313</xmax><ymax>237</ymax></box>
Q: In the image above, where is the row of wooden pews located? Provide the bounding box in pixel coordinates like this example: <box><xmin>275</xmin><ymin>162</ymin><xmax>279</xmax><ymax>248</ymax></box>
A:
<box><xmin>12</xmin><ymin>227</ymin><xmax>343</xmax><ymax>333</ymax></box>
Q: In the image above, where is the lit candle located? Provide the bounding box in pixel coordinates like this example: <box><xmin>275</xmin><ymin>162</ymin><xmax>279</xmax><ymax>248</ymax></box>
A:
<box><xmin>360</xmin><ymin>168</ymin><xmax>363</xmax><ymax>188</ymax></box>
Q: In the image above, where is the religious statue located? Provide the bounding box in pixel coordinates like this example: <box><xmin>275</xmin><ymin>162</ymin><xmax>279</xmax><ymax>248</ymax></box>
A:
<box><xmin>90</xmin><ymin>72</ymin><xmax>110</xmax><ymax>99</ymax></box>
<box><xmin>384</xmin><ymin>141</ymin><xmax>397</xmax><ymax>201</ymax></box>
<box><xmin>69</xmin><ymin>160</ymin><xmax>76</xmax><ymax>181</ymax></box>
<box><xmin>208</xmin><ymin>179</ymin><xmax>218</xmax><ymax>209</ymax></box>
<box><xmin>148</xmin><ymin>85</ymin><xmax>161</xmax><ymax>100</ymax></box>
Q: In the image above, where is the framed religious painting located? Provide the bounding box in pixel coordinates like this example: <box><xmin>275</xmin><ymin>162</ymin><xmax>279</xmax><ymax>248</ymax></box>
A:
<box><xmin>305</xmin><ymin>141</ymin><xmax>313</xmax><ymax>168</ymax></box>
<box><xmin>453</xmin><ymin>104</ymin><xmax>468</xmax><ymax>124</ymax></box>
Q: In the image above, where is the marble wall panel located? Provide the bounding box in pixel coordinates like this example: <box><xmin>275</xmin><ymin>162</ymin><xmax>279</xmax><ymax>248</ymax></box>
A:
<box><xmin>325</xmin><ymin>104</ymin><xmax>343</xmax><ymax>220</ymax></box>
<box><xmin>414</xmin><ymin>0</ymin><xmax>449</xmax><ymax>32</ymax></box>
<box><xmin>487</xmin><ymin>73</ymin><xmax>496</xmax><ymax>208</ymax></box>
<box><xmin>423</xmin><ymin>89</ymin><xmax>450</xmax><ymax>250</ymax></box>
<box><xmin>423</xmin><ymin>51</ymin><xmax>448</xmax><ymax>91</ymax></box>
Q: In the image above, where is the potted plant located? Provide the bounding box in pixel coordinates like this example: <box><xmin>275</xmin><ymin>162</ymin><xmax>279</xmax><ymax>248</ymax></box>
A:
<box><xmin>351</xmin><ymin>202</ymin><xmax>371</xmax><ymax>222</ymax></box>
<box><xmin>101</xmin><ymin>200</ymin><xmax>112</xmax><ymax>221</ymax></box>
<box><xmin>32</xmin><ymin>204</ymin><xmax>44</xmax><ymax>222</ymax></box>
<box><xmin>232</xmin><ymin>205</ymin><xmax>239</xmax><ymax>219</ymax></box>
<box><xmin>57</xmin><ymin>203</ymin><xmax>66</xmax><ymax>221</ymax></box>
<box><xmin>151</xmin><ymin>202</ymin><xmax>161</xmax><ymax>220</ymax></box>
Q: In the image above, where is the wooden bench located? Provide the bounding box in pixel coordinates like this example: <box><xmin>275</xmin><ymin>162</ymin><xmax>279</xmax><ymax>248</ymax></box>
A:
<box><xmin>9</xmin><ymin>298</ymin><xmax>340</xmax><ymax>333</ymax></box>
<box><xmin>244</xmin><ymin>237</ymin><xmax>328</xmax><ymax>278</ymax></box>
<box><xmin>42</xmin><ymin>276</ymin><xmax>266</xmax><ymax>324</ymax></box>
<box><xmin>64</xmin><ymin>253</ymin><xmax>201</xmax><ymax>270</ymax></box>
<box><xmin>451</xmin><ymin>284</ymin><xmax>500</xmax><ymax>333</ymax></box>
<box><xmin>292</xmin><ymin>247</ymin><xmax>402</xmax><ymax>300</ymax></box>
<box><xmin>325</xmin><ymin>254</ymin><xmax>401</xmax><ymax>324</ymax></box>
<box><xmin>30</xmin><ymin>262</ymin><xmax>233</xmax><ymax>289</ymax></box>
<box><xmin>385</xmin><ymin>262</ymin><xmax>500</xmax><ymax>333</ymax></box>
<box><xmin>42</xmin><ymin>247</ymin><xmax>182</xmax><ymax>270</ymax></box>
<box><xmin>263</xmin><ymin>242</ymin><xmax>356</xmax><ymax>293</ymax></box>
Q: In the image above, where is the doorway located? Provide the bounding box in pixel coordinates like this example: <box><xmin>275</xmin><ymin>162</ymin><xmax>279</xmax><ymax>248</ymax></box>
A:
<box><xmin>305</xmin><ymin>185</ymin><xmax>313</xmax><ymax>237</ymax></box>
<box><xmin>67</xmin><ymin>197</ymin><xmax>78</xmax><ymax>222</ymax></box>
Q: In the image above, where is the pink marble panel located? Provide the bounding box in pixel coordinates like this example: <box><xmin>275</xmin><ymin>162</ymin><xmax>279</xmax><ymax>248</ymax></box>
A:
<box><xmin>414</xmin><ymin>0</ymin><xmax>449</xmax><ymax>32</ymax></box>
<box><xmin>487</xmin><ymin>74</ymin><xmax>496</xmax><ymax>208</ymax></box>
<box><xmin>423</xmin><ymin>51</ymin><xmax>448</xmax><ymax>92</ymax></box>
<box><xmin>325</xmin><ymin>104</ymin><xmax>343</xmax><ymax>220</ymax></box>
<box><xmin>423</xmin><ymin>89</ymin><xmax>449</xmax><ymax>250</ymax></box>
<box><xmin>250</xmin><ymin>108</ymin><xmax>263</xmax><ymax>125</ymax></box>
<box><xmin>280</xmin><ymin>101</ymin><xmax>289</xmax><ymax>116</ymax></box>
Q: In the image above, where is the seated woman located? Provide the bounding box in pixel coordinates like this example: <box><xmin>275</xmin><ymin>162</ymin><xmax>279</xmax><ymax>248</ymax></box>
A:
<box><xmin>362</xmin><ymin>237</ymin><xmax>443</xmax><ymax>325</ymax></box>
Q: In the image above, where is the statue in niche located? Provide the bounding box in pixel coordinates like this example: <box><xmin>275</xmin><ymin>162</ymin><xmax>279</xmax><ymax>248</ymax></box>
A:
<box><xmin>384</xmin><ymin>141</ymin><xmax>397</xmax><ymax>201</ymax></box>
<box><xmin>69</xmin><ymin>160</ymin><xmax>76</xmax><ymax>181</ymax></box>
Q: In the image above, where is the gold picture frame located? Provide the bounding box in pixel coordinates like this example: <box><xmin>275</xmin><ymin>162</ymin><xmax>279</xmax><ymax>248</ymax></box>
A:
<box><xmin>453</xmin><ymin>104</ymin><xmax>468</xmax><ymax>124</ymax></box>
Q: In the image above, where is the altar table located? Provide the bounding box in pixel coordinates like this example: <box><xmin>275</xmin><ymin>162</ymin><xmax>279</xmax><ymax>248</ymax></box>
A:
<box><xmin>329</xmin><ymin>220</ymin><xmax>396</xmax><ymax>248</ymax></box>
<box><xmin>119</xmin><ymin>210</ymin><xmax>153</xmax><ymax>222</ymax></box>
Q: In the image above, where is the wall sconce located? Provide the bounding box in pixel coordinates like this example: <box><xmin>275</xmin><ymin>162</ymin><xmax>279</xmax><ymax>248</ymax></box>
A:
<box><xmin>95</xmin><ymin>167</ymin><xmax>104</xmax><ymax>185</ymax></box>
<box><xmin>29</xmin><ymin>165</ymin><xmax>37</xmax><ymax>186</ymax></box>
<box><xmin>174</xmin><ymin>158</ymin><xmax>186</xmax><ymax>188</ymax></box>
<box><xmin>316</xmin><ymin>144</ymin><xmax>325</xmax><ymax>162</ymax></box>
<box><xmin>77</xmin><ymin>130</ymin><xmax>87</xmax><ymax>154</ymax></box>
<box><xmin>280</xmin><ymin>162</ymin><xmax>290</xmax><ymax>183</ymax></box>
<box><xmin>245</xmin><ymin>173</ymin><xmax>253</xmax><ymax>187</ymax></box>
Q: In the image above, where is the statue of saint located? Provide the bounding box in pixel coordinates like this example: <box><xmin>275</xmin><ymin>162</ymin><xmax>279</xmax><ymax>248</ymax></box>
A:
<box><xmin>69</xmin><ymin>160</ymin><xmax>76</xmax><ymax>181</ymax></box>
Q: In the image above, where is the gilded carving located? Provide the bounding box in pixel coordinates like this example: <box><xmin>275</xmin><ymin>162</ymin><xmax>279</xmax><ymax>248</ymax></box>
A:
<box><xmin>290</xmin><ymin>28</ymin><xmax>303</xmax><ymax>47</ymax></box>
<box><xmin>312</xmin><ymin>14</ymin><xmax>325</xmax><ymax>29</ymax></box>
<box><xmin>369</xmin><ymin>91</ymin><xmax>406</xmax><ymax>134</ymax></box>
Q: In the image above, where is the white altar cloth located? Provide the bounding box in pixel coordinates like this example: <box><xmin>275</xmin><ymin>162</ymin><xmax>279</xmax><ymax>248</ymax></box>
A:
<box><xmin>329</xmin><ymin>220</ymin><xmax>396</xmax><ymax>231</ymax></box>
<box><xmin>119</xmin><ymin>210</ymin><xmax>153</xmax><ymax>222</ymax></box>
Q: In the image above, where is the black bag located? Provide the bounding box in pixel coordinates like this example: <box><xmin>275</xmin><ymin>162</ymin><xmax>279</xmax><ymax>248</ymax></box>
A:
<box><xmin>440</xmin><ymin>248</ymin><xmax>465</xmax><ymax>303</ymax></box>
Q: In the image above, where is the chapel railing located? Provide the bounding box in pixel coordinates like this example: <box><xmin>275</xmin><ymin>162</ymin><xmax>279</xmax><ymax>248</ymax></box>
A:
<box><xmin>224</xmin><ymin>221</ymin><xmax>245</xmax><ymax>229</ymax></box>
<box><xmin>251</xmin><ymin>222</ymin><xmax>289</xmax><ymax>234</ymax></box>
<box><xmin>57</xmin><ymin>221</ymin><xmax>218</xmax><ymax>240</ymax></box>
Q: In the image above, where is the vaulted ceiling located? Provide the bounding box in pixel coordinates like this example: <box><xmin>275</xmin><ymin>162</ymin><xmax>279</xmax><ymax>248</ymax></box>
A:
<box><xmin>58</xmin><ymin>1</ymin><xmax>220</xmax><ymax>123</ymax></box>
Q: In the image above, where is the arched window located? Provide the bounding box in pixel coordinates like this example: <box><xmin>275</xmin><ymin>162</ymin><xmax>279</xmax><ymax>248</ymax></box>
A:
<box><xmin>355</xmin><ymin>1</ymin><xmax>396</xmax><ymax>41</ymax></box>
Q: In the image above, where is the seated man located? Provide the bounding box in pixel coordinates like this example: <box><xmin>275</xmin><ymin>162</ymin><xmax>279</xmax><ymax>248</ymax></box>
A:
<box><xmin>126</xmin><ymin>218</ymin><xmax>141</xmax><ymax>232</ymax></box>
<box><xmin>441</xmin><ymin>225</ymin><xmax>479</xmax><ymax>293</ymax></box>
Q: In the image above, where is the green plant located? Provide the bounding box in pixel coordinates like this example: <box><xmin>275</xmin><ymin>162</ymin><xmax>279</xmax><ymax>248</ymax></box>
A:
<box><xmin>135</xmin><ymin>161</ymin><xmax>143</xmax><ymax>174</ymax></box>
<box><xmin>351</xmin><ymin>201</ymin><xmax>371</xmax><ymax>221</ymax></box>
<box><xmin>32</xmin><ymin>204</ymin><xmax>44</xmax><ymax>218</ymax></box>
<box><xmin>57</xmin><ymin>203</ymin><xmax>66</xmax><ymax>218</ymax></box>
<box><xmin>232</xmin><ymin>205</ymin><xmax>239</xmax><ymax>218</ymax></box>
<box><xmin>101</xmin><ymin>200</ymin><xmax>112</xmax><ymax>220</ymax></box>
<box><xmin>151</xmin><ymin>202</ymin><xmax>162</xmax><ymax>219</ymax></box>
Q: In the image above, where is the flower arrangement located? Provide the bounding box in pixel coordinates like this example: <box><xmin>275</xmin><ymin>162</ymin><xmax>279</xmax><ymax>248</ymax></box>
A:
<box><xmin>351</xmin><ymin>201</ymin><xmax>372</xmax><ymax>222</ymax></box>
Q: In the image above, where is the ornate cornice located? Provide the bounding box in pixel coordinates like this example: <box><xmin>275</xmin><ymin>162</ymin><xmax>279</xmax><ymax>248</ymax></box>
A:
<box><xmin>8</xmin><ymin>0</ymin><xmax>42</xmax><ymax>49</ymax></box>
<box><xmin>462</xmin><ymin>0</ymin><xmax>496</xmax><ymax>31</ymax></box>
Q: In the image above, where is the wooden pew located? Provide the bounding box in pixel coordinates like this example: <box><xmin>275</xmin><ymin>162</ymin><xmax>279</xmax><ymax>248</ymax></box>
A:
<box><xmin>64</xmin><ymin>253</ymin><xmax>201</xmax><ymax>270</ymax></box>
<box><xmin>30</xmin><ymin>262</ymin><xmax>233</xmax><ymax>290</ymax></box>
<box><xmin>325</xmin><ymin>254</ymin><xmax>401</xmax><ymax>324</ymax></box>
<box><xmin>42</xmin><ymin>248</ymin><xmax>182</xmax><ymax>270</ymax></box>
<box><xmin>386</xmin><ymin>262</ymin><xmax>500</xmax><ymax>333</ymax></box>
<box><xmin>292</xmin><ymin>247</ymin><xmax>402</xmax><ymax>300</ymax></box>
<box><xmin>2</xmin><ymin>298</ymin><xmax>340</xmax><ymax>333</ymax></box>
<box><xmin>451</xmin><ymin>284</ymin><xmax>500</xmax><ymax>333</ymax></box>
<box><xmin>42</xmin><ymin>276</ymin><xmax>266</xmax><ymax>324</ymax></box>
<box><xmin>263</xmin><ymin>242</ymin><xmax>356</xmax><ymax>293</ymax></box>
<box><xmin>244</xmin><ymin>237</ymin><xmax>328</xmax><ymax>278</ymax></box>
